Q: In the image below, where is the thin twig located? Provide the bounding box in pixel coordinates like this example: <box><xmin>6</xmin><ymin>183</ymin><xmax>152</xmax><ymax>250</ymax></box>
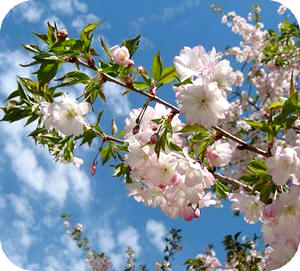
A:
<box><xmin>212</xmin><ymin>126</ymin><xmax>271</xmax><ymax>157</ymax></box>
<box><xmin>213</xmin><ymin>172</ymin><xmax>254</xmax><ymax>193</ymax></box>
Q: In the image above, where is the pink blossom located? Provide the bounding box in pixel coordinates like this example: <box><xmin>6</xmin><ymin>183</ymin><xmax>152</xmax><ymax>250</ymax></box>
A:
<box><xmin>265</xmin><ymin>146</ymin><xmax>299</xmax><ymax>185</ymax></box>
<box><xmin>206</xmin><ymin>141</ymin><xmax>232</xmax><ymax>167</ymax></box>
<box><xmin>230</xmin><ymin>192</ymin><xmax>263</xmax><ymax>224</ymax></box>
<box><xmin>110</xmin><ymin>45</ymin><xmax>131</xmax><ymax>66</ymax></box>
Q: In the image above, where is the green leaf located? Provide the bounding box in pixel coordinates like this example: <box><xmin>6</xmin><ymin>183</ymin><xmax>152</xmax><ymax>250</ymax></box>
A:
<box><xmin>152</xmin><ymin>50</ymin><xmax>163</xmax><ymax>81</ymax></box>
<box><xmin>159</xmin><ymin>66</ymin><xmax>177</xmax><ymax>84</ymax></box>
<box><xmin>100</xmin><ymin>37</ymin><xmax>111</xmax><ymax>57</ymax></box>
<box><xmin>122</xmin><ymin>34</ymin><xmax>141</xmax><ymax>57</ymax></box>
<box><xmin>81</xmin><ymin>21</ymin><xmax>103</xmax><ymax>39</ymax></box>
<box><xmin>178</xmin><ymin>123</ymin><xmax>207</xmax><ymax>133</ymax></box>
<box><xmin>102</xmin><ymin>144</ymin><xmax>112</xmax><ymax>165</ymax></box>
<box><xmin>96</xmin><ymin>109</ymin><xmax>104</xmax><ymax>126</ymax></box>
<box><xmin>266</xmin><ymin>99</ymin><xmax>284</xmax><ymax>111</ymax></box>
<box><xmin>214</xmin><ymin>181</ymin><xmax>229</xmax><ymax>199</ymax></box>
<box><xmin>133</xmin><ymin>81</ymin><xmax>149</xmax><ymax>90</ymax></box>
<box><xmin>56</xmin><ymin>71</ymin><xmax>90</xmax><ymax>87</ymax></box>
<box><xmin>47</xmin><ymin>22</ymin><xmax>58</xmax><ymax>46</ymax></box>
<box><xmin>36</xmin><ymin>62</ymin><xmax>61</xmax><ymax>85</ymax></box>
<box><xmin>33</xmin><ymin>32</ymin><xmax>48</xmax><ymax>44</ymax></box>
<box><xmin>290</xmin><ymin>71</ymin><xmax>295</xmax><ymax>96</ymax></box>
<box><xmin>22</xmin><ymin>44</ymin><xmax>41</xmax><ymax>54</ymax></box>
<box><xmin>245</xmin><ymin>119</ymin><xmax>263</xmax><ymax>129</ymax></box>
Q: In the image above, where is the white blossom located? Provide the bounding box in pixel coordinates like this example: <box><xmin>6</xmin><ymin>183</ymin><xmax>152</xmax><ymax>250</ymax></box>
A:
<box><xmin>176</xmin><ymin>79</ymin><xmax>230</xmax><ymax>127</ymax></box>
<box><xmin>40</xmin><ymin>93</ymin><xmax>91</xmax><ymax>136</ymax></box>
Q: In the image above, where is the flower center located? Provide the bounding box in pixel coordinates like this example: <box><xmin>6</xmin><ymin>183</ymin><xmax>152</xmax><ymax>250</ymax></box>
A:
<box><xmin>66</xmin><ymin>108</ymin><xmax>77</xmax><ymax>119</ymax></box>
<box><xmin>197</xmin><ymin>94</ymin><xmax>208</xmax><ymax>109</ymax></box>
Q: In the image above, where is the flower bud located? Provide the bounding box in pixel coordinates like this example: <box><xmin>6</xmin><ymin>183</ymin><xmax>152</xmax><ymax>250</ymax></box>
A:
<box><xmin>90</xmin><ymin>162</ymin><xmax>97</xmax><ymax>175</ymax></box>
<box><xmin>194</xmin><ymin>208</ymin><xmax>201</xmax><ymax>218</ymax></box>
<box><xmin>132</xmin><ymin>125</ymin><xmax>140</xmax><ymax>135</ymax></box>
<box><xmin>128</xmin><ymin>59</ymin><xmax>135</xmax><ymax>67</ymax></box>
<box><xmin>137</xmin><ymin>66</ymin><xmax>145</xmax><ymax>73</ymax></box>
<box><xmin>75</xmin><ymin>223</ymin><xmax>83</xmax><ymax>232</ymax></box>
<box><xmin>57</xmin><ymin>28</ymin><xmax>68</xmax><ymax>39</ymax></box>
<box><xmin>66</xmin><ymin>230</ymin><xmax>72</xmax><ymax>236</ymax></box>
<box><xmin>150</xmin><ymin>133</ymin><xmax>159</xmax><ymax>144</ymax></box>
<box><xmin>63</xmin><ymin>221</ymin><xmax>70</xmax><ymax>227</ymax></box>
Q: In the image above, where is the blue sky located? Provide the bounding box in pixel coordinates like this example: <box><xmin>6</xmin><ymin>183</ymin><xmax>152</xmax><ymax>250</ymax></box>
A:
<box><xmin>0</xmin><ymin>0</ymin><xmax>297</xmax><ymax>270</ymax></box>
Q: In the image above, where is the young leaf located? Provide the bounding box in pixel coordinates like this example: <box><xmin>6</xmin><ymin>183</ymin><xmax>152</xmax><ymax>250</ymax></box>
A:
<box><xmin>100</xmin><ymin>37</ymin><xmax>111</xmax><ymax>57</ymax></box>
<box><xmin>290</xmin><ymin>71</ymin><xmax>295</xmax><ymax>96</ymax></box>
<box><xmin>22</xmin><ymin>44</ymin><xmax>41</xmax><ymax>54</ymax></box>
<box><xmin>36</xmin><ymin>62</ymin><xmax>61</xmax><ymax>85</ymax></box>
<box><xmin>159</xmin><ymin>66</ymin><xmax>177</xmax><ymax>84</ymax></box>
<box><xmin>122</xmin><ymin>34</ymin><xmax>141</xmax><ymax>57</ymax></box>
<box><xmin>56</xmin><ymin>71</ymin><xmax>90</xmax><ymax>87</ymax></box>
<box><xmin>152</xmin><ymin>51</ymin><xmax>163</xmax><ymax>81</ymax></box>
<box><xmin>101</xmin><ymin>144</ymin><xmax>112</xmax><ymax>165</ymax></box>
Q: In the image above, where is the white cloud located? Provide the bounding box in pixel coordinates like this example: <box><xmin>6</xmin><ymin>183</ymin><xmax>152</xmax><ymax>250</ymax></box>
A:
<box><xmin>44</xmin><ymin>15</ymin><xmax>65</xmax><ymax>29</ymax></box>
<box><xmin>42</xmin><ymin>235</ymin><xmax>87</xmax><ymax>271</ymax></box>
<box><xmin>20</xmin><ymin>1</ymin><xmax>44</xmax><ymax>22</ymax></box>
<box><xmin>146</xmin><ymin>220</ymin><xmax>167</xmax><ymax>252</ymax></box>
<box><xmin>71</xmin><ymin>13</ymin><xmax>110</xmax><ymax>31</ymax></box>
<box><xmin>0</xmin><ymin>197</ymin><xmax>6</xmax><ymax>209</ymax></box>
<box><xmin>104</xmin><ymin>82</ymin><xmax>130</xmax><ymax>117</ymax></box>
<box><xmin>49</xmin><ymin>0</ymin><xmax>87</xmax><ymax>15</ymax></box>
<box><xmin>12</xmin><ymin>220</ymin><xmax>35</xmax><ymax>249</ymax></box>
<box><xmin>1</xmin><ymin>122</ymin><xmax>91</xmax><ymax>206</ymax></box>
<box><xmin>0</xmin><ymin>50</ymin><xmax>34</xmax><ymax>96</ymax></box>
<box><xmin>140</xmin><ymin>36</ymin><xmax>154</xmax><ymax>51</ymax></box>
<box><xmin>98</xmin><ymin>226</ymin><xmax>116</xmax><ymax>253</ymax></box>
<box><xmin>73</xmin><ymin>0</ymin><xmax>88</xmax><ymax>13</ymax></box>
<box><xmin>7</xmin><ymin>194</ymin><xmax>34</xmax><ymax>224</ymax></box>
<box><xmin>129</xmin><ymin>0</ymin><xmax>201</xmax><ymax>33</ymax></box>
<box><xmin>117</xmin><ymin>226</ymin><xmax>141</xmax><ymax>256</ymax></box>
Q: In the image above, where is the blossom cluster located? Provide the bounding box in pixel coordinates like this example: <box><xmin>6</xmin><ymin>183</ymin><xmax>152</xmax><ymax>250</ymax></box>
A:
<box><xmin>262</xmin><ymin>187</ymin><xmax>300</xmax><ymax>269</ymax></box>
<box><xmin>87</xmin><ymin>252</ymin><xmax>112</xmax><ymax>271</ymax></box>
<box><xmin>124</xmin><ymin>103</ymin><xmax>226</xmax><ymax>221</ymax></box>
<box><xmin>173</xmin><ymin>46</ymin><xmax>233</xmax><ymax>127</ymax></box>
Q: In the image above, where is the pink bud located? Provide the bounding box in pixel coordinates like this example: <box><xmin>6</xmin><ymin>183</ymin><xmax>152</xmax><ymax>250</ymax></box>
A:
<box><xmin>137</xmin><ymin>66</ymin><xmax>145</xmax><ymax>73</ymax></box>
<box><xmin>128</xmin><ymin>59</ymin><xmax>135</xmax><ymax>67</ymax></box>
<box><xmin>63</xmin><ymin>221</ymin><xmax>70</xmax><ymax>227</ymax></box>
<box><xmin>132</xmin><ymin>125</ymin><xmax>140</xmax><ymax>135</ymax></box>
<box><xmin>66</xmin><ymin>230</ymin><xmax>72</xmax><ymax>236</ymax></box>
<box><xmin>150</xmin><ymin>133</ymin><xmax>159</xmax><ymax>144</ymax></box>
<box><xmin>151</xmin><ymin>124</ymin><xmax>158</xmax><ymax>131</ymax></box>
<box><xmin>57</xmin><ymin>28</ymin><xmax>68</xmax><ymax>39</ymax></box>
<box><xmin>182</xmin><ymin>206</ymin><xmax>194</xmax><ymax>221</ymax></box>
<box><xmin>159</xmin><ymin>184</ymin><xmax>166</xmax><ymax>190</ymax></box>
<box><xmin>90</xmin><ymin>162</ymin><xmax>97</xmax><ymax>175</ymax></box>
<box><xmin>194</xmin><ymin>208</ymin><xmax>201</xmax><ymax>218</ymax></box>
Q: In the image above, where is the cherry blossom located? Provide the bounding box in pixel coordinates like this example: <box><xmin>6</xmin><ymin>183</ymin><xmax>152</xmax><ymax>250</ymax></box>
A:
<box><xmin>40</xmin><ymin>93</ymin><xmax>91</xmax><ymax>136</ymax></box>
<box><xmin>230</xmin><ymin>192</ymin><xmax>264</xmax><ymax>224</ymax></box>
<box><xmin>176</xmin><ymin>79</ymin><xmax>230</xmax><ymax>127</ymax></box>
<box><xmin>206</xmin><ymin>140</ymin><xmax>232</xmax><ymax>167</ymax></box>
<box><xmin>265</xmin><ymin>145</ymin><xmax>300</xmax><ymax>185</ymax></box>
<box><xmin>110</xmin><ymin>45</ymin><xmax>132</xmax><ymax>66</ymax></box>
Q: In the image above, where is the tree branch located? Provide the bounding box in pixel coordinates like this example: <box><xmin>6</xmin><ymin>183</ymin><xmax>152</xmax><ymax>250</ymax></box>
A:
<box><xmin>213</xmin><ymin>172</ymin><xmax>254</xmax><ymax>193</ymax></box>
<box><xmin>212</xmin><ymin>126</ymin><xmax>271</xmax><ymax>157</ymax></box>
<box><xmin>76</xmin><ymin>58</ymin><xmax>270</xmax><ymax>158</ymax></box>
